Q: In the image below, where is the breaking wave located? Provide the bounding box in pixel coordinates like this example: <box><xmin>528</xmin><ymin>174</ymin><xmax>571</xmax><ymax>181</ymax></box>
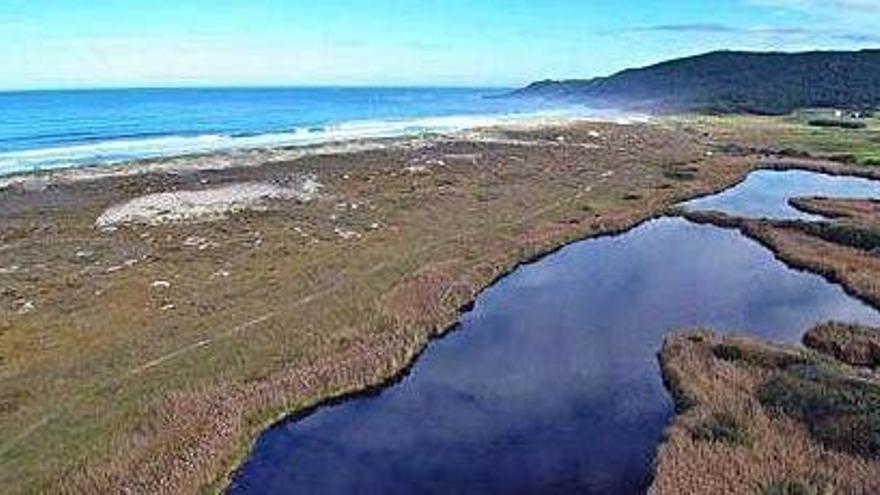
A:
<box><xmin>0</xmin><ymin>107</ymin><xmax>641</xmax><ymax>177</ymax></box>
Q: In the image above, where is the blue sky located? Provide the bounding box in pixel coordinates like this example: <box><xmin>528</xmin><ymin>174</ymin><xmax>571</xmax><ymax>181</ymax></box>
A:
<box><xmin>2</xmin><ymin>0</ymin><xmax>879</xmax><ymax>90</ymax></box>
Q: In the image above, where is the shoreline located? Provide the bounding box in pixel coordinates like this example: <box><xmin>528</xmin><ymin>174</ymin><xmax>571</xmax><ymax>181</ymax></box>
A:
<box><xmin>0</xmin><ymin>112</ymin><xmax>651</xmax><ymax>190</ymax></box>
<box><xmin>681</xmin><ymin>205</ymin><xmax>880</xmax><ymax>310</ymax></box>
<box><xmin>222</xmin><ymin>161</ymin><xmax>880</xmax><ymax>493</ymax></box>
<box><xmin>0</xmin><ymin>135</ymin><xmax>424</xmax><ymax>190</ymax></box>
<box><xmin>652</xmin><ymin>168</ymin><xmax>880</xmax><ymax>493</ymax></box>
<box><xmin>5</xmin><ymin>117</ymin><xmax>870</xmax><ymax>494</ymax></box>
<box><xmin>211</xmin><ymin>159</ymin><xmax>776</xmax><ymax>491</ymax></box>
<box><xmin>220</xmin><ymin>209</ymin><xmax>675</xmax><ymax>493</ymax></box>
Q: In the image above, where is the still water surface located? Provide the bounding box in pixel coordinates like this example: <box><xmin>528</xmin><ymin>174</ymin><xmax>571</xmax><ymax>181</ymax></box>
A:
<box><xmin>683</xmin><ymin>169</ymin><xmax>880</xmax><ymax>220</ymax></box>
<box><xmin>230</xmin><ymin>171</ymin><xmax>880</xmax><ymax>494</ymax></box>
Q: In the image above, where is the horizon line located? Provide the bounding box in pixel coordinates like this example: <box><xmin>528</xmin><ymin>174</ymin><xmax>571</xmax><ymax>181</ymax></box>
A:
<box><xmin>0</xmin><ymin>82</ymin><xmax>522</xmax><ymax>95</ymax></box>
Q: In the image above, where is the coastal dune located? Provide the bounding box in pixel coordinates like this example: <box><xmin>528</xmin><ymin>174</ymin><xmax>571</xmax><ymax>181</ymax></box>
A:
<box><xmin>95</xmin><ymin>177</ymin><xmax>321</xmax><ymax>229</ymax></box>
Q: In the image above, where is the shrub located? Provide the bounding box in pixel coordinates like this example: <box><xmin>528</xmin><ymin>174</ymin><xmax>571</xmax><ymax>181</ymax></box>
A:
<box><xmin>777</xmin><ymin>148</ymin><xmax>812</xmax><ymax>159</ymax></box>
<box><xmin>692</xmin><ymin>413</ymin><xmax>751</xmax><ymax>447</ymax></box>
<box><xmin>792</xmin><ymin>222</ymin><xmax>880</xmax><ymax>253</ymax></box>
<box><xmin>804</xmin><ymin>323</ymin><xmax>880</xmax><ymax>368</ymax></box>
<box><xmin>828</xmin><ymin>153</ymin><xmax>861</xmax><ymax>164</ymax></box>
<box><xmin>664</xmin><ymin>166</ymin><xmax>699</xmax><ymax>181</ymax></box>
<box><xmin>762</xmin><ymin>479</ymin><xmax>820</xmax><ymax>495</ymax></box>
<box><xmin>808</xmin><ymin>119</ymin><xmax>867</xmax><ymax>130</ymax></box>
<box><xmin>758</xmin><ymin>368</ymin><xmax>880</xmax><ymax>457</ymax></box>
<box><xmin>713</xmin><ymin>342</ymin><xmax>806</xmax><ymax>369</ymax></box>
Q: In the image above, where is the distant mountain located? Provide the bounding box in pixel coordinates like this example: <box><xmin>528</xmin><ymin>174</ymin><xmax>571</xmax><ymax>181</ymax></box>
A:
<box><xmin>513</xmin><ymin>49</ymin><xmax>880</xmax><ymax>114</ymax></box>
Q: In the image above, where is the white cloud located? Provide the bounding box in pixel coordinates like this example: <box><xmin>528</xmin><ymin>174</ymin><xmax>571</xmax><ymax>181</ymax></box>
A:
<box><xmin>634</xmin><ymin>23</ymin><xmax>880</xmax><ymax>43</ymax></box>
<box><xmin>746</xmin><ymin>0</ymin><xmax>880</xmax><ymax>43</ymax></box>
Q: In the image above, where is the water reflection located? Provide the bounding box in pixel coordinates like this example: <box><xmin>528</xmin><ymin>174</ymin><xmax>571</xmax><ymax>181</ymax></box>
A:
<box><xmin>230</xmin><ymin>217</ymin><xmax>880</xmax><ymax>495</ymax></box>
<box><xmin>683</xmin><ymin>169</ymin><xmax>880</xmax><ymax>220</ymax></box>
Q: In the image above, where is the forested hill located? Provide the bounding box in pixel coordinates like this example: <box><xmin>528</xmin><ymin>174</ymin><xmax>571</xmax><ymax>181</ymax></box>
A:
<box><xmin>513</xmin><ymin>49</ymin><xmax>880</xmax><ymax>114</ymax></box>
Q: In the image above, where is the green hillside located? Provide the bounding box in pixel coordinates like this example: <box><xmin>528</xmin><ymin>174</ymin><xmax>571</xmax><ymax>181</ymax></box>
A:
<box><xmin>514</xmin><ymin>50</ymin><xmax>880</xmax><ymax>114</ymax></box>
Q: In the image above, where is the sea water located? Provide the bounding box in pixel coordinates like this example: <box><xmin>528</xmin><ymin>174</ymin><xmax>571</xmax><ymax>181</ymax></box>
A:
<box><xmin>0</xmin><ymin>87</ymin><xmax>591</xmax><ymax>176</ymax></box>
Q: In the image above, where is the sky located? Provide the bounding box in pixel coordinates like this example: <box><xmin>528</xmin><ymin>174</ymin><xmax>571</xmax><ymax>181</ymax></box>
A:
<box><xmin>1</xmin><ymin>0</ymin><xmax>880</xmax><ymax>90</ymax></box>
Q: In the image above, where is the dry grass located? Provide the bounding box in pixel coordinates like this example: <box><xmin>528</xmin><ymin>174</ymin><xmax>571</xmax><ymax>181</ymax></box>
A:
<box><xmin>683</xmin><ymin>209</ymin><xmax>880</xmax><ymax>309</ymax></box>
<box><xmin>0</xmin><ymin>121</ymin><xmax>758</xmax><ymax>493</ymax></box>
<box><xmin>652</xmin><ymin>330</ymin><xmax>880</xmax><ymax>495</ymax></box>
<box><xmin>789</xmin><ymin>197</ymin><xmax>880</xmax><ymax>224</ymax></box>
<box><xmin>804</xmin><ymin>323</ymin><xmax>880</xmax><ymax>368</ymax></box>
<box><xmin>659</xmin><ymin>145</ymin><xmax>880</xmax><ymax>493</ymax></box>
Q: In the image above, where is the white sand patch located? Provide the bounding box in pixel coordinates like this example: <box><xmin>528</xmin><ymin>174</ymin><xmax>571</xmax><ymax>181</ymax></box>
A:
<box><xmin>96</xmin><ymin>177</ymin><xmax>321</xmax><ymax>229</ymax></box>
<box><xmin>334</xmin><ymin>227</ymin><xmax>360</xmax><ymax>240</ymax></box>
<box><xmin>16</xmin><ymin>299</ymin><xmax>35</xmax><ymax>315</ymax></box>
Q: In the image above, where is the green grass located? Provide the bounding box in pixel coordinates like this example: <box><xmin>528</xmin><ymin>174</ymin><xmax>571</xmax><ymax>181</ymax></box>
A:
<box><xmin>758</xmin><ymin>364</ymin><xmax>880</xmax><ymax>458</ymax></box>
<box><xmin>691</xmin><ymin>413</ymin><xmax>751</xmax><ymax>447</ymax></box>
<box><xmin>710</xmin><ymin>333</ymin><xmax>880</xmax><ymax>458</ymax></box>
<box><xmin>676</xmin><ymin>113</ymin><xmax>880</xmax><ymax>166</ymax></box>
<box><xmin>761</xmin><ymin>477</ymin><xmax>832</xmax><ymax>495</ymax></box>
<box><xmin>777</xmin><ymin>112</ymin><xmax>880</xmax><ymax>166</ymax></box>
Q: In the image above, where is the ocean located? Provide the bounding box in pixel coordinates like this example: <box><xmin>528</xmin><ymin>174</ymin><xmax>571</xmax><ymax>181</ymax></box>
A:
<box><xmin>0</xmin><ymin>87</ymin><xmax>585</xmax><ymax>177</ymax></box>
